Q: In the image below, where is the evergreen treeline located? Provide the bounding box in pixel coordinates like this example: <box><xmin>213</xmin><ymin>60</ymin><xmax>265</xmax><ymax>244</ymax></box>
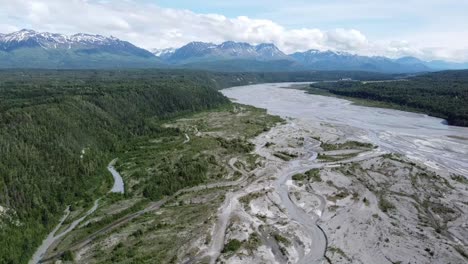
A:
<box><xmin>309</xmin><ymin>70</ymin><xmax>468</xmax><ymax>126</ymax></box>
<box><xmin>0</xmin><ymin>70</ymin><xmax>228</xmax><ymax>264</ymax></box>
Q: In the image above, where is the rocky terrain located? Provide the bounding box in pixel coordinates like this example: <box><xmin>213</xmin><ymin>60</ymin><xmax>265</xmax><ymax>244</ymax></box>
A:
<box><xmin>35</xmin><ymin>107</ymin><xmax>467</xmax><ymax>264</ymax></box>
<box><xmin>191</xmin><ymin>118</ymin><xmax>466</xmax><ymax>264</ymax></box>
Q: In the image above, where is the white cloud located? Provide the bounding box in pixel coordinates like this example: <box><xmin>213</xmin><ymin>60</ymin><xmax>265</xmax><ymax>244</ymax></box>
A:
<box><xmin>0</xmin><ymin>0</ymin><xmax>466</xmax><ymax>62</ymax></box>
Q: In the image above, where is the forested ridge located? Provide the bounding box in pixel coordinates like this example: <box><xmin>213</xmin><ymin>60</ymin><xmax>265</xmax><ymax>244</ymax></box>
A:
<box><xmin>308</xmin><ymin>70</ymin><xmax>468</xmax><ymax>126</ymax></box>
<box><xmin>0</xmin><ymin>70</ymin><xmax>229</xmax><ymax>264</ymax></box>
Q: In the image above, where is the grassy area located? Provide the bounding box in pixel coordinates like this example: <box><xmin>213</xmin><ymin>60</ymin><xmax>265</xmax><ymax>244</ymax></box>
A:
<box><xmin>273</xmin><ymin>151</ymin><xmax>298</xmax><ymax>161</ymax></box>
<box><xmin>317</xmin><ymin>153</ymin><xmax>359</xmax><ymax>162</ymax></box>
<box><xmin>292</xmin><ymin>169</ymin><xmax>321</xmax><ymax>182</ymax></box>
<box><xmin>222</xmin><ymin>239</ymin><xmax>242</xmax><ymax>253</ymax></box>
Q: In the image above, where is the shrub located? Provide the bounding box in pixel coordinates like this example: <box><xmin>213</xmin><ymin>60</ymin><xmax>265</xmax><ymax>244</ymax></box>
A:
<box><xmin>222</xmin><ymin>239</ymin><xmax>242</xmax><ymax>253</ymax></box>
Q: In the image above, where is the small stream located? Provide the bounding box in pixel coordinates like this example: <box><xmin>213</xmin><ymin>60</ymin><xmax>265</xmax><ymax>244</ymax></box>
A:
<box><xmin>108</xmin><ymin>159</ymin><xmax>125</xmax><ymax>194</ymax></box>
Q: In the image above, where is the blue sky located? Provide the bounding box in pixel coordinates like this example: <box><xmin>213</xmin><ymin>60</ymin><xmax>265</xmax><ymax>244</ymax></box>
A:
<box><xmin>152</xmin><ymin>0</ymin><xmax>463</xmax><ymax>34</ymax></box>
<box><xmin>1</xmin><ymin>0</ymin><xmax>467</xmax><ymax>61</ymax></box>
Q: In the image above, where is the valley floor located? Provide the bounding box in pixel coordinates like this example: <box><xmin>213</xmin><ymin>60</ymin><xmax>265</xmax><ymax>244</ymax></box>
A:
<box><xmin>37</xmin><ymin>105</ymin><xmax>467</xmax><ymax>264</ymax></box>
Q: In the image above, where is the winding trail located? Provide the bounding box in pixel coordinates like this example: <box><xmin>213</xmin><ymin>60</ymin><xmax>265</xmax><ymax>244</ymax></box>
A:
<box><xmin>30</xmin><ymin>159</ymin><xmax>124</xmax><ymax>264</ymax></box>
<box><xmin>30</xmin><ymin>200</ymin><xmax>100</xmax><ymax>264</ymax></box>
<box><xmin>202</xmin><ymin>158</ymin><xmax>251</xmax><ymax>264</ymax></box>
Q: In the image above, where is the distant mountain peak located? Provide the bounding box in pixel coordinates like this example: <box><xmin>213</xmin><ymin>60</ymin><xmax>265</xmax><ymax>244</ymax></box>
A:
<box><xmin>19</xmin><ymin>28</ymin><xmax>36</xmax><ymax>33</ymax></box>
<box><xmin>256</xmin><ymin>43</ymin><xmax>276</xmax><ymax>48</ymax></box>
<box><xmin>0</xmin><ymin>29</ymin><xmax>138</xmax><ymax>47</ymax></box>
<box><xmin>152</xmin><ymin>47</ymin><xmax>176</xmax><ymax>58</ymax></box>
<box><xmin>395</xmin><ymin>56</ymin><xmax>424</xmax><ymax>65</ymax></box>
<box><xmin>162</xmin><ymin>40</ymin><xmax>288</xmax><ymax>63</ymax></box>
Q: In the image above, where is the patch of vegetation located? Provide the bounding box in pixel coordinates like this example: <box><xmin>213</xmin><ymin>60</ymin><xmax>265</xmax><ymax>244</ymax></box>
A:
<box><xmin>273</xmin><ymin>233</ymin><xmax>291</xmax><ymax>246</ymax></box>
<box><xmin>451</xmin><ymin>174</ymin><xmax>468</xmax><ymax>185</ymax></box>
<box><xmin>61</xmin><ymin>250</ymin><xmax>74</xmax><ymax>261</ymax></box>
<box><xmin>256</xmin><ymin>214</ymin><xmax>267</xmax><ymax>221</ymax></box>
<box><xmin>292</xmin><ymin>169</ymin><xmax>321</xmax><ymax>183</ymax></box>
<box><xmin>378</xmin><ymin>195</ymin><xmax>396</xmax><ymax>213</ymax></box>
<box><xmin>327</xmin><ymin>191</ymin><xmax>350</xmax><ymax>203</ymax></box>
<box><xmin>273</xmin><ymin>151</ymin><xmax>298</xmax><ymax>161</ymax></box>
<box><xmin>317</xmin><ymin>152</ymin><xmax>359</xmax><ymax>162</ymax></box>
<box><xmin>222</xmin><ymin>239</ymin><xmax>242</xmax><ymax>253</ymax></box>
<box><xmin>305</xmin><ymin>169</ymin><xmax>322</xmax><ymax>182</ymax></box>
<box><xmin>292</xmin><ymin>173</ymin><xmax>306</xmax><ymax>181</ymax></box>
<box><xmin>217</xmin><ymin>137</ymin><xmax>255</xmax><ymax>153</ymax></box>
<box><xmin>328</xmin><ymin>246</ymin><xmax>350</xmax><ymax>261</ymax></box>
<box><xmin>245</xmin><ymin>232</ymin><xmax>262</xmax><ymax>253</ymax></box>
<box><xmin>239</xmin><ymin>192</ymin><xmax>265</xmax><ymax>210</ymax></box>
<box><xmin>321</xmin><ymin>141</ymin><xmax>374</xmax><ymax>151</ymax></box>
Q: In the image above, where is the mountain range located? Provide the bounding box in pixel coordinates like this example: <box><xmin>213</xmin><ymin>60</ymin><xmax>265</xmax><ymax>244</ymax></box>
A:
<box><xmin>1</xmin><ymin>29</ymin><xmax>467</xmax><ymax>72</ymax></box>
<box><xmin>0</xmin><ymin>29</ymin><xmax>161</xmax><ymax>68</ymax></box>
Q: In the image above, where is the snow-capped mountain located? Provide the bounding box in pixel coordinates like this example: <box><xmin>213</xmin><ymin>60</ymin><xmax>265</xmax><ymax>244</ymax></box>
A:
<box><xmin>290</xmin><ymin>49</ymin><xmax>430</xmax><ymax>73</ymax></box>
<box><xmin>152</xmin><ymin>48</ymin><xmax>176</xmax><ymax>58</ymax></box>
<box><xmin>0</xmin><ymin>29</ymin><xmax>161</xmax><ymax>68</ymax></box>
<box><xmin>0</xmin><ymin>29</ymin><xmax>154</xmax><ymax>58</ymax></box>
<box><xmin>158</xmin><ymin>41</ymin><xmax>290</xmax><ymax>64</ymax></box>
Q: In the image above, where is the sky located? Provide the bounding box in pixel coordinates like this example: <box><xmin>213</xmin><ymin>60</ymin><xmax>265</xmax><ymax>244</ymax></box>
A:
<box><xmin>0</xmin><ymin>0</ymin><xmax>467</xmax><ymax>62</ymax></box>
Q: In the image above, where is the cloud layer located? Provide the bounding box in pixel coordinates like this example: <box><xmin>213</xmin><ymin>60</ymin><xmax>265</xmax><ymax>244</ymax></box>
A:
<box><xmin>0</xmin><ymin>0</ymin><xmax>466</xmax><ymax>62</ymax></box>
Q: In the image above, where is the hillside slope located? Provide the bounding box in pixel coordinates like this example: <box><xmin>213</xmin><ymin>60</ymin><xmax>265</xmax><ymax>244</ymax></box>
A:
<box><xmin>0</xmin><ymin>70</ymin><xmax>228</xmax><ymax>263</ymax></box>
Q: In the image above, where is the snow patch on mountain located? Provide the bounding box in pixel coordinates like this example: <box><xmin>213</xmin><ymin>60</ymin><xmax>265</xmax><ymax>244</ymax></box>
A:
<box><xmin>152</xmin><ymin>47</ymin><xmax>176</xmax><ymax>57</ymax></box>
<box><xmin>0</xmin><ymin>29</ymin><xmax>153</xmax><ymax>58</ymax></box>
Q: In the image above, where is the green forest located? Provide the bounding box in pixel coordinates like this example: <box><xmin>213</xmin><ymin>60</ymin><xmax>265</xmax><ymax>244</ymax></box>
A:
<box><xmin>0</xmin><ymin>70</ymin><xmax>231</xmax><ymax>264</ymax></box>
<box><xmin>308</xmin><ymin>70</ymin><xmax>468</xmax><ymax>127</ymax></box>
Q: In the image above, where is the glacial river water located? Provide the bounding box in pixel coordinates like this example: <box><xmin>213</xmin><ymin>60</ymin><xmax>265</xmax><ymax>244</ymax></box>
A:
<box><xmin>222</xmin><ymin>83</ymin><xmax>468</xmax><ymax>177</ymax></box>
